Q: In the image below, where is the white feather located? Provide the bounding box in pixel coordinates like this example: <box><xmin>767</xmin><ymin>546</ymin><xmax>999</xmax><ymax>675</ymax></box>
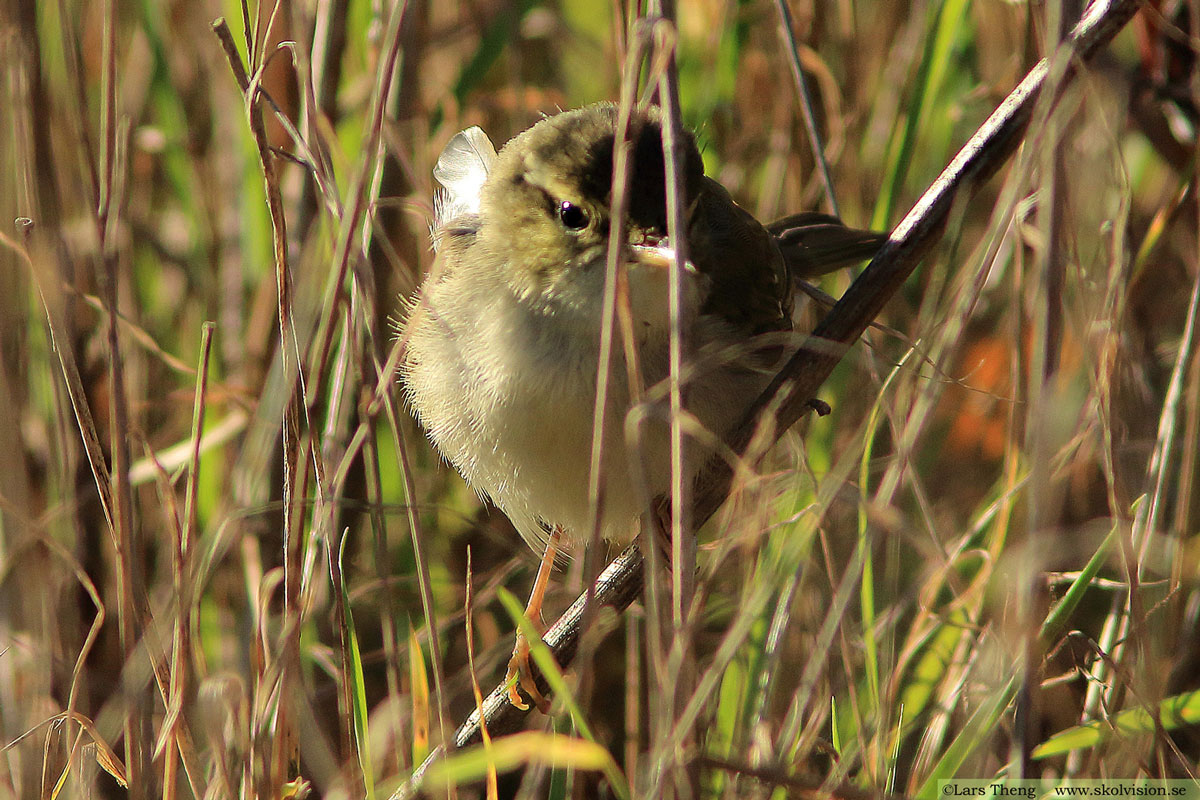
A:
<box><xmin>432</xmin><ymin>126</ymin><xmax>497</xmax><ymax>229</ymax></box>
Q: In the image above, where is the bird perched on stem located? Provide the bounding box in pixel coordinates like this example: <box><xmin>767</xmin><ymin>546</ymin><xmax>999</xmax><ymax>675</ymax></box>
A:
<box><xmin>400</xmin><ymin>102</ymin><xmax>883</xmax><ymax>710</ymax></box>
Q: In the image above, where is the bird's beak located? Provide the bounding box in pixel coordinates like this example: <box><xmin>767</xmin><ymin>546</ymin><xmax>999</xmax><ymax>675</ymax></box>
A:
<box><xmin>629</xmin><ymin>243</ymin><xmax>697</xmax><ymax>274</ymax></box>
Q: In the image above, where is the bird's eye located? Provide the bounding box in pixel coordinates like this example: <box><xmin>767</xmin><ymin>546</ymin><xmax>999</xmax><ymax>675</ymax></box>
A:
<box><xmin>557</xmin><ymin>201</ymin><xmax>588</xmax><ymax>231</ymax></box>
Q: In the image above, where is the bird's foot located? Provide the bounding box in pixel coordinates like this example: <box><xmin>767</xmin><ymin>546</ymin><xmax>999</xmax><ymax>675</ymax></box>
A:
<box><xmin>505</xmin><ymin>630</ymin><xmax>551</xmax><ymax>713</ymax></box>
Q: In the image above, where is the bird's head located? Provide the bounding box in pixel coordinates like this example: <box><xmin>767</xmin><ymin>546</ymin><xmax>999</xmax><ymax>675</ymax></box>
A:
<box><xmin>474</xmin><ymin>104</ymin><xmax>706</xmax><ymax>317</ymax></box>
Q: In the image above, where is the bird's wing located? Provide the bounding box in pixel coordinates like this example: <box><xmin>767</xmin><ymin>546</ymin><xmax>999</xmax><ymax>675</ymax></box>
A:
<box><xmin>767</xmin><ymin>212</ymin><xmax>887</xmax><ymax>278</ymax></box>
<box><xmin>692</xmin><ymin>178</ymin><xmax>795</xmax><ymax>334</ymax></box>
<box><xmin>433</xmin><ymin>126</ymin><xmax>497</xmax><ymax>228</ymax></box>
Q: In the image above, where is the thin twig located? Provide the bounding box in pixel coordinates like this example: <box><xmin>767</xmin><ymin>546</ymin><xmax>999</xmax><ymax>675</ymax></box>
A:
<box><xmin>161</xmin><ymin>322</ymin><xmax>214</xmax><ymax>798</ymax></box>
<box><xmin>571</xmin><ymin>19</ymin><xmax>653</xmax><ymax>739</ymax></box>
<box><xmin>97</xmin><ymin>0</ymin><xmax>148</xmax><ymax>786</ymax></box>
<box><xmin>213</xmin><ymin>13</ymin><xmax>304</xmax><ymax>788</ymax></box>
<box><xmin>649</xmin><ymin>8</ymin><xmax>701</xmax><ymax>795</ymax></box>
<box><xmin>774</xmin><ymin>0</ymin><xmax>840</xmax><ymax>217</ymax></box>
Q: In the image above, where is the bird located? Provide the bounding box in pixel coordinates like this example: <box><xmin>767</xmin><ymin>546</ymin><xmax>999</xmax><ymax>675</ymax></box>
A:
<box><xmin>399</xmin><ymin>102</ymin><xmax>883</xmax><ymax>710</ymax></box>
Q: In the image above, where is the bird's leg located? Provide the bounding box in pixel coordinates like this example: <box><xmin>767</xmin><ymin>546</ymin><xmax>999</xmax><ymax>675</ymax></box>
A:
<box><xmin>506</xmin><ymin>525</ymin><xmax>561</xmax><ymax>712</ymax></box>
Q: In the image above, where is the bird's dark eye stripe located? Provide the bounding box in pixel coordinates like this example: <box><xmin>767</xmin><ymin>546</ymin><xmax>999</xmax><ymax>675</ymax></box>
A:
<box><xmin>557</xmin><ymin>200</ymin><xmax>588</xmax><ymax>230</ymax></box>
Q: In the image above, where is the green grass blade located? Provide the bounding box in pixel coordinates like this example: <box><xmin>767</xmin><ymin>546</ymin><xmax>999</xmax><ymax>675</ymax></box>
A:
<box><xmin>339</xmin><ymin>533</ymin><xmax>376</xmax><ymax>800</ymax></box>
<box><xmin>1033</xmin><ymin>688</ymin><xmax>1200</xmax><ymax>759</ymax></box>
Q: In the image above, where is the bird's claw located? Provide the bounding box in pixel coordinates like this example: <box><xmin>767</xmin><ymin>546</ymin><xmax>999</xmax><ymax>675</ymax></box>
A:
<box><xmin>505</xmin><ymin>631</ymin><xmax>551</xmax><ymax>713</ymax></box>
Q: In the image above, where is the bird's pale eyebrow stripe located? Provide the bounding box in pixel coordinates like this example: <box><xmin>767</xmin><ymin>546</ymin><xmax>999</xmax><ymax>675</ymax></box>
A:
<box><xmin>522</xmin><ymin>172</ymin><xmax>582</xmax><ymax>221</ymax></box>
<box><xmin>519</xmin><ymin>154</ymin><xmax>588</xmax><ymax>214</ymax></box>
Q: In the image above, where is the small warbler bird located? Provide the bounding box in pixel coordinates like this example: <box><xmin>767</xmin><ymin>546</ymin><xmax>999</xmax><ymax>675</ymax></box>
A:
<box><xmin>400</xmin><ymin>103</ymin><xmax>882</xmax><ymax>708</ymax></box>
